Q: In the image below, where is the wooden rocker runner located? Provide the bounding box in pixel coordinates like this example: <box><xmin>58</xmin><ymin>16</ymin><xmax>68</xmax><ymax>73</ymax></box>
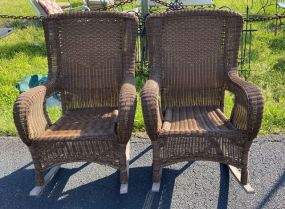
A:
<box><xmin>14</xmin><ymin>12</ymin><xmax>138</xmax><ymax>196</ymax></box>
<box><xmin>142</xmin><ymin>9</ymin><xmax>264</xmax><ymax>193</ymax></box>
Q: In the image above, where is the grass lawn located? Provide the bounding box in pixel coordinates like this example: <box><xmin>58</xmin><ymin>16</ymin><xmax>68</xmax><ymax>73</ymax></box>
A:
<box><xmin>0</xmin><ymin>0</ymin><xmax>284</xmax><ymax>136</ymax></box>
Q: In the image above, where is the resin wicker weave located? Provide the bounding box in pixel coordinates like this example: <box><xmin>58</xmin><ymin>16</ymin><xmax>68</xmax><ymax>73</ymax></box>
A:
<box><xmin>14</xmin><ymin>12</ymin><xmax>138</xmax><ymax>193</ymax></box>
<box><xmin>142</xmin><ymin>9</ymin><xmax>264</xmax><ymax>189</ymax></box>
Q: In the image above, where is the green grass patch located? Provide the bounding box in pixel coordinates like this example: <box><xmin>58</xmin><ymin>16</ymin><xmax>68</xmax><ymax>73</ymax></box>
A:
<box><xmin>0</xmin><ymin>0</ymin><xmax>285</xmax><ymax>136</ymax></box>
<box><xmin>134</xmin><ymin>95</ymin><xmax>145</xmax><ymax>131</ymax></box>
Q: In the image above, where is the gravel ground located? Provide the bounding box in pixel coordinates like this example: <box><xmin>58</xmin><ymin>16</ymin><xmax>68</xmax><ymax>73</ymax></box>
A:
<box><xmin>0</xmin><ymin>135</ymin><xmax>284</xmax><ymax>209</ymax></box>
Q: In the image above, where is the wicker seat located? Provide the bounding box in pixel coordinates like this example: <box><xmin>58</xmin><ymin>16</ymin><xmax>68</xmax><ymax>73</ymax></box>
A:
<box><xmin>14</xmin><ymin>12</ymin><xmax>138</xmax><ymax>195</ymax></box>
<box><xmin>142</xmin><ymin>9</ymin><xmax>264</xmax><ymax>192</ymax></box>
<box><xmin>160</xmin><ymin>107</ymin><xmax>243</xmax><ymax>136</ymax></box>
<box><xmin>38</xmin><ymin>108</ymin><xmax>117</xmax><ymax>140</ymax></box>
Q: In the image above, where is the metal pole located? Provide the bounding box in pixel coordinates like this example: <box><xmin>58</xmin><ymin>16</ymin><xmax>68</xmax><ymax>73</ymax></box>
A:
<box><xmin>142</xmin><ymin>0</ymin><xmax>149</xmax><ymax>19</ymax></box>
<box><xmin>248</xmin><ymin>24</ymin><xmax>252</xmax><ymax>77</ymax></box>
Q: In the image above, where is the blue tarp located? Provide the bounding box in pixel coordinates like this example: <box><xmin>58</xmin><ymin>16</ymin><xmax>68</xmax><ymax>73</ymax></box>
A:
<box><xmin>16</xmin><ymin>74</ymin><xmax>47</xmax><ymax>93</ymax></box>
<box><xmin>16</xmin><ymin>74</ymin><xmax>60</xmax><ymax>107</ymax></box>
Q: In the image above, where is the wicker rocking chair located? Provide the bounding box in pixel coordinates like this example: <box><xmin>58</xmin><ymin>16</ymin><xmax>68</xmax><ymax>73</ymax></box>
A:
<box><xmin>14</xmin><ymin>12</ymin><xmax>138</xmax><ymax>195</ymax></box>
<box><xmin>142</xmin><ymin>9</ymin><xmax>264</xmax><ymax>193</ymax></box>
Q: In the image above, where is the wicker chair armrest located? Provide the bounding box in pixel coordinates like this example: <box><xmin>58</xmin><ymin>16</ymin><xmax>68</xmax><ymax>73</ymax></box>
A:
<box><xmin>13</xmin><ymin>82</ymin><xmax>57</xmax><ymax>145</ymax></box>
<box><xmin>117</xmin><ymin>78</ymin><xmax>137</xmax><ymax>144</ymax></box>
<box><xmin>226</xmin><ymin>70</ymin><xmax>264</xmax><ymax>140</ymax></box>
<box><xmin>141</xmin><ymin>79</ymin><xmax>162</xmax><ymax>141</ymax></box>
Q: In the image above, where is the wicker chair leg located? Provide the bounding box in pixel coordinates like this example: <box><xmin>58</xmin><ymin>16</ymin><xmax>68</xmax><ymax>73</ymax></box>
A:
<box><xmin>228</xmin><ymin>165</ymin><xmax>254</xmax><ymax>193</ymax></box>
<box><xmin>152</xmin><ymin>168</ymin><xmax>162</xmax><ymax>192</ymax></box>
<box><xmin>119</xmin><ymin>142</ymin><xmax>130</xmax><ymax>194</ymax></box>
<box><xmin>30</xmin><ymin>148</ymin><xmax>45</xmax><ymax>186</ymax></box>
<box><xmin>30</xmin><ymin>166</ymin><xmax>60</xmax><ymax>196</ymax></box>
<box><xmin>152</xmin><ymin>142</ymin><xmax>162</xmax><ymax>192</ymax></box>
<box><xmin>34</xmin><ymin>166</ymin><xmax>45</xmax><ymax>186</ymax></box>
<box><xmin>152</xmin><ymin>162</ymin><xmax>161</xmax><ymax>181</ymax></box>
<box><xmin>241</xmin><ymin>168</ymin><xmax>249</xmax><ymax>185</ymax></box>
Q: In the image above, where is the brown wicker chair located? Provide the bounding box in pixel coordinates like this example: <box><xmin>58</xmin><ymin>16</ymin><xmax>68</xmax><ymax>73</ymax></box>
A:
<box><xmin>14</xmin><ymin>12</ymin><xmax>138</xmax><ymax>195</ymax></box>
<box><xmin>142</xmin><ymin>9</ymin><xmax>264</xmax><ymax>193</ymax></box>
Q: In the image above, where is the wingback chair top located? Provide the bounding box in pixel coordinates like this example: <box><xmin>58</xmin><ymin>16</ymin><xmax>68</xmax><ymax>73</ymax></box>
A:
<box><xmin>44</xmin><ymin>12</ymin><xmax>137</xmax><ymax>112</ymax></box>
<box><xmin>142</xmin><ymin>9</ymin><xmax>263</xmax><ymax>188</ymax></box>
<box><xmin>146</xmin><ymin>9</ymin><xmax>243</xmax><ymax>108</ymax></box>
<box><xmin>14</xmin><ymin>12</ymin><xmax>138</xmax><ymax>192</ymax></box>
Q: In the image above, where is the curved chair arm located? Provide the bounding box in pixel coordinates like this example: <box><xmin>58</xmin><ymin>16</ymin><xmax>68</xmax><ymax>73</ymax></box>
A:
<box><xmin>141</xmin><ymin>79</ymin><xmax>162</xmax><ymax>141</ymax></box>
<box><xmin>13</xmin><ymin>82</ymin><xmax>57</xmax><ymax>145</ymax></box>
<box><xmin>226</xmin><ymin>69</ymin><xmax>264</xmax><ymax>140</ymax></box>
<box><xmin>117</xmin><ymin>76</ymin><xmax>137</xmax><ymax>144</ymax></box>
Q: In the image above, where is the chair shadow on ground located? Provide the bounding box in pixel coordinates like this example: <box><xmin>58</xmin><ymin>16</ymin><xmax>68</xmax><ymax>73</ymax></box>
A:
<box><xmin>255</xmin><ymin>170</ymin><xmax>285</xmax><ymax>209</ymax></box>
<box><xmin>0</xmin><ymin>145</ymin><xmax>231</xmax><ymax>209</ymax></box>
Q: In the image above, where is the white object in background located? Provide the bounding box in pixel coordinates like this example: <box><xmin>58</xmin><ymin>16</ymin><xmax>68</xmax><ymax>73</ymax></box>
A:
<box><xmin>83</xmin><ymin>0</ymin><xmax>91</xmax><ymax>11</ymax></box>
<box><xmin>122</xmin><ymin>7</ymin><xmax>139</xmax><ymax>15</ymax></box>
<box><xmin>278</xmin><ymin>2</ymin><xmax>285</xmax><ymax>9</ymax></box>
<box><xmin>177</xmin><ymin>0</ymin><xmax>213</xmax><ymax>6</ymax></box>
<box><xmin>0</xmin><ymin>28</ymin><xmax>13</xmax><ymax>39</ymax></box>
<box><xmin>139</xmin><ymin>0</ymin><xmax>161</xmax><ymax>7</ymax></box>
<box><xmin>144</xmin><ymin>0</ymin><xmax>213</xmax><ymax>7</ymax></box>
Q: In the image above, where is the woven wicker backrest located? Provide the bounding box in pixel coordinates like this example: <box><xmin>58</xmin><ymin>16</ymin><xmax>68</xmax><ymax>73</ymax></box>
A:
<box><xmin>43</xmin><ymin>12</ymin><xmax>137</xmax><ymax>110</ymax></box>
<box><xmin>146</xmin><ymin>10</ymin><xmax>243</xmax><ymax>109</ymax></box>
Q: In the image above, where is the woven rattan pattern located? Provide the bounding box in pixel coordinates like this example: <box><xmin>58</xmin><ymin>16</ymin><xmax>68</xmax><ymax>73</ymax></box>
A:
<box><xmin>14</xmin><ymin>12</ymin><xmax>138</xmax><ymax>186</ymax></box>
<box><xmin>142</xmin><ymin>9</ymin><xmax>264</xmax><ymax>184</ymax></box>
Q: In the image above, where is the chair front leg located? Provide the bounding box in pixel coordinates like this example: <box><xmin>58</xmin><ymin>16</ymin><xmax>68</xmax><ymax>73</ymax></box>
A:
<box><xmin>34</xmin><ymin>162</ymin><xmax>45</xmax><ymax>186</ymax></box>
<box><xmin>241</xmin><ymin>167</ymin><xmax>249</xmax><ymax>185</ymax></box>
<box><xmin>228</xmin><ymin>143</ymin><xmax>253</xmax><ymax>193</ymax></box>
<box><xmin>119</xmin><ymin>142</ymin><xmax>130</xmax><ymax>194</ymax></box>
<box><xmin>228</xmin><ymin>165</ymin><xmax>254</xmax><ymax>193</ymax></box>
<box><xmin>152</xmin><ymin>141</ymin><xmax>162</xmax><ymax>192</ymax></box>
<box><xmin>30</xmin><ymin>165</ymin><xmax>60</xmax><ymax>196</ymax></box>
